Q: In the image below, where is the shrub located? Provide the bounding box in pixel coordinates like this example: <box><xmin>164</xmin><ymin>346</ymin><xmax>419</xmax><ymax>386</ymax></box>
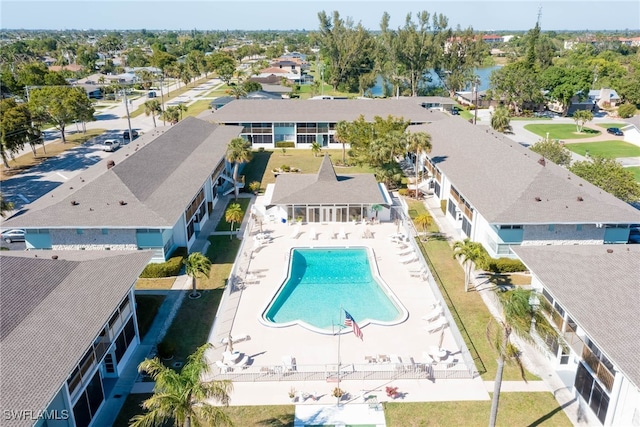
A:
<box><xmin>139</xmin><ymin>247</ymin><xmax>187</xmax><ymax>278</ymax></box>
<box><xmin>398</xmin><ymin>188</ymin><xmax>409</xmax><ymax>196</ymax></box>
<box><xmin>474</xmin><ymin>245</ymin><xmax>527</xmax><ymax>273</ymax></box>
<box><xmin>275</xmin><ymin>141</ymin><xmax>295</xmax><ymax>148</ymax></box>
<box><xmin>280</xmin><ymin>164</ymin><xmax>291</xmax><ymax>172</ymax></box>
<box><xmin>617</xmin><ymin>103</ymin><xmax>637</xmax><ymax>118</ymax></box>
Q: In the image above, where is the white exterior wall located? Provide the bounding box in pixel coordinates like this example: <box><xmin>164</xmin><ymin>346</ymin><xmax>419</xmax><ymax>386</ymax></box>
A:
<box><xmin>608</xmin><ymin>377</ymin><xmax>640</xmax><ymax>426</ymax></box>
<box><xmin>522</xmin><ymin>224</ymin><xmax>604</xmax><ymax>246</ymax></box>
<box><xmin>50</xmin><ymin>229</ymin><xmax>137</xmax><ymax>250</ymax></box>
<box><xmin>171</xmin><ymin>217</ymin><xmax>188</xmax><ymax>249</ymax></box>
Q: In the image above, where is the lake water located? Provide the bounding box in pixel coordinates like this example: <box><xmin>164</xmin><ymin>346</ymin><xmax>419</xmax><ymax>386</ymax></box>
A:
<box><xmin>370</xmin><ymin>66</ymin><xmax>500</xmax><ymax>96</ymax></box>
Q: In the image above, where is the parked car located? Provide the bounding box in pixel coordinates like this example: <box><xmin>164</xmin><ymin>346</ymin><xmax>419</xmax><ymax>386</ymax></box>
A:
<box><xmin>450</xmin><ymin>108</ymin><xmax>460</xmax><ymax>115</ymax></box>
<box><xmin>102</xmin><ymin>139</ymin><xmax>121</xmax><ymax>152</ymax></box>
<box><xmin>1</xmin><ymin>229</ymin><xmax>25</xmax><ymax>243</ymax></box>
<box><xmin>123</xmin><ymin>130</ymin><xmax>139</xmax><ymax>140</ymax></box>
<box><xmin>606</xmin><ymin>127</ymin><xmax>623</xmax><ymax>136</ymax></box>
<box><xmin>629</xmin><ymin>225</ymin><xmax>640</xmax><ymax>244</ymax></box>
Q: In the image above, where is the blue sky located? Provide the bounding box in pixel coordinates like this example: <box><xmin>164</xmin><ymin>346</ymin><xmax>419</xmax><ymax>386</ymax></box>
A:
<box><xmin>2</xmin><ymin>1</ymin><xmax>639</xmax><ymax>31</ymax></box>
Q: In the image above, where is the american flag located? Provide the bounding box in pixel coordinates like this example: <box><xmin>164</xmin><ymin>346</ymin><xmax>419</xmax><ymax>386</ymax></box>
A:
<box><xmin>344</xmin><ymin>310</ymin><xmax>363</xmax><ymax>340</ymax></box>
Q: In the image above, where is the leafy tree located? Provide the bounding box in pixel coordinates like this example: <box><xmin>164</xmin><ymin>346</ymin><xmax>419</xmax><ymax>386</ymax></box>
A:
<box><xmin>435</xmin><ymin>27</ymin><xmax>487</xmax><ymax>96</ymax></box>
<box><xmin>539</xmin><ymin>66</ymin><xmax>591</xmax><ymax>116</ymax></box>
<box><xmin>207</xmin><ymin>53</ymin><xmax>236</xmax><ymax>85</ymax></box>
<box><xmin>406</xmin><ymin>131</ymin><xmax>432</xmax><ymax>190</ymax></box>
<box><xmin>144</xmin><ymin>99</ymin><xmax>162</xmax><ymax>128</ymax></box>
<box><xmin>28</xmin><ymin>86</ymin><xmax>94</xmax><ymax>143</ymax></box>
<box><xmin>379</xmin><ymin>11</ymin><xmax>449</xmax><ymax>96</ymax></box>
<box><xmin>529</xmin><ymin>139</ymin><xmax>572</xmax><ymax>167</ymax></box>
<box><xmin>124</xmin><ymin>47</ymin><xmax>150</xmax><ymax>68</ymax></box>
<box><xmin>183</xmin><ymin>252</ymin><xmax>211</xmax><ymax>299</ymax></box>
<box><xmin>316</xmin><ymin>11</ymin><xmax>376</xmax><ymax>92</ymax></box>
<box><xmin>617</xmin><ymin>103</ymin><xmax>636</xmax><ymax>118</ymax></box>
<box><xmin>186</xmin><ymin>50</ymin><xmax>206</xmax><ymax>78</ymax></box>
<box><xmin>0</xmin><ymin>98</ymin><xmax>40</xmax><ymax>167</ymax></box>
<box><xmin>150</xmin><ymin>49</ymin><xmax>177</xmax><ymax>75</ymax></box>
<box><xmin>225</xmin><ymin>203</ymin><xmax>244</xmax><ymax>240</ymax></box>
<box><xmin>374</xmin><ymin>162</ymin><xmax>403</xmax><ymax>189</ymax></box>
<box><xmin>131</xmin><ymin>343</ymin><xmax>233</xmax><ymax>427</ymax></box>
<box><xmin>241</xmin><ymin>80</ymin><xmax>262</xmax><ymax>93</ymax></box>
<box><xmin>225</xmin><ymin>137</ymin><xmax>252</xmax><ymax>200</ymax></box>
<box><xmin>1</xmin><ymin>193</ymin><xmax>14</xmax><ymax>218</ymax></box>
<box><xmin>572</xmin><ymin>110</ymin><xmax>593</xmax><ymax>133</ymax></box>
<box><xmin>490</xmin><ymin>106</ymin><xmax>512</xmax><ymax>133</ymax></box>
<box><xmin>569</xmin><ymin>157</ymin><xmax>640</xmax><ymax>203</ymax></box>
<box><xmin>452</xmin><ymin>238</ymin><xmax>484</xmax><ymax>292</ymax></box>
<box><xmin>487</xmin><ymin>288</ymin><xmax>558</xmax><ymax>427</ymax></box>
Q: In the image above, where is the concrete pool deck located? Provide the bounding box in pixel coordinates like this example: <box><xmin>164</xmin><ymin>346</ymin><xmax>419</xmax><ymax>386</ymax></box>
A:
<box><xmin>204</xmin><ymin>218</ymin><xmax>490</xmax><ymax>406</ymax></box>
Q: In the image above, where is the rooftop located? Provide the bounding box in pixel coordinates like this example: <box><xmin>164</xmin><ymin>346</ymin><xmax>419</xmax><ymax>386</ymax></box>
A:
<box><xmin>410</xmin><ymin>118</ymin><xmax>640</xmax><ymax>224</ymax></box>
<box><xmin>512</xmin><ymin>244</ymin><xmax>640</xmax><ymax>389</ymax></box>
<box><xmin>0</xmin><ymin>250</ymin><xmax>152</xmax><ymax>427</ymax></box>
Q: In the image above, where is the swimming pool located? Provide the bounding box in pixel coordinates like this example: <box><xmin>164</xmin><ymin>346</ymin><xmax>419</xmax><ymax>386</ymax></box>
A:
<box><xmin>261</xmin><ymin>247</ymin><xmax>407</xmax><ymax>334</ymax></box>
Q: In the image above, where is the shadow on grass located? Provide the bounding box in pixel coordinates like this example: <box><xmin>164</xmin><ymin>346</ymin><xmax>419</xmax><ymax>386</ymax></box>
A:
<box><xmin>242</xmin><ymin>150</ymin><xmax>273</xmax><ymax>186</ymax></box>
<box><xmin>255</xmin><ymin>414</ymin><xmax>296</xmax><ymax>426</ymax></box>
<box><xmin>527</xmin><ymin>398</ymin><xmax>577</xmax><ymax>427</ymax></box>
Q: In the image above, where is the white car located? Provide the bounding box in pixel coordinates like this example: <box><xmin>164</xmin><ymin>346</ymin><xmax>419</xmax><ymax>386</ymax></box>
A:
<box><xmin>1</xmin><ymin>229</ymin><xmax>25</xmax><ymax>243</ymax></box>
<box><xmin>103</xmin><ymin>139</ymin><xmax>121</xmax><ymax>152</ymax></box>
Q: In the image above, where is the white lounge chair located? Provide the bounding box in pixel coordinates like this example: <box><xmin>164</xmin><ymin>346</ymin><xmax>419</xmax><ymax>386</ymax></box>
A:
<box><xmin>215</xmin><ymin>360</ymin><xmax>232</xmax><ymax>373</ymax></box>
<box><xmin>308</xmin><ymin>228</ymin><xmax>318</xmax><ymax>240</ymax></box>
<box><xmin>399</xmin><ymin>253</ymin><xmax>418</xmax><ymax>264</ymax></box>
<box><xmin>390</xmin><ymin>354</ymin><xmax>404</xmax><ymax>371</ymax></box>
<box><xmin>425</xmin><ymin>317</ymin><xmax>448</xmax><ymax>333</ymax></box>
<box><xmin>421</xmin><ymin>306</ymin><xmax>443</xmax><ymax>322</ymax></box>
<box><xmin>338</xmin><ymin>227</ymin><xmax>347</xmax><ymax>240</ymax></box>
<box><xmin>289</xmin><ymin>225</ymin><xmax>301</xmax><ymax>239</ymax></box>
<box><xmin>282</xmin><ymin>355</ymin><xmax>296</xmax><ymax>372</ymax></box>
<box><xmin>220</xmin><ymin>334</ymin><xmax>251</xmax><ymax>345</ymax></box>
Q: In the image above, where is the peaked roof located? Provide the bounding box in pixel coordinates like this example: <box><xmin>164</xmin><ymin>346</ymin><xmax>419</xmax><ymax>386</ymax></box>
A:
<box><xmin>513</xmin><ymin>245</ymin><xmax>640</xmax><ymax>389</ymax></box>
<box><xmin>0</xmin><ymin>250</ymin><xmax>153</xmax><ymax>427</ymax></box>
<box><xmin>4</xmin><ymin>118</ymin><xmax>242</xmax><ymax>228</ymax></box>
<box><xmin>270</xmin><ymin>155</ymin><xmax>386</xmax><ymax>206</ymax></box>
<box><xmin>409</xmin><ymin>118</ymin><xmax>640</xmax><ymax>224</ymax></box>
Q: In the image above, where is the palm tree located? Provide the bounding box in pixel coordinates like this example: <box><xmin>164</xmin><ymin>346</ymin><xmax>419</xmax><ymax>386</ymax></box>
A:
<box><xmin>406</xmin><ymin>131</ymin><xmax>432</xmax><ymax>198</ymax></box>
<box><xmin>452</xmin><ymin>238</ymin><xmax>484</xmax><ymax>292</ymax></box>
<box><xmin>162</xmin><ymin>106</ymin><xmax>180</xmax><ymax>125</ymax></box>
<box><xmin>225</xmin><ymin>84</ymin><xmax>247</xmax><ymax>100</ymax></box>
<box><xmin>144</xmin><ymin>99</ymin><xmax>161</xmax><ymax>128</ymax></box>
<box><xmin>487</xmin><ymin>288</ymin><xmax>558</xmax><ymax>427</ymax></box>
<box><xmin>131</xmin><ymin>343</ymin><xmax>233</xmax><ymax>427</ymax></box>
<box><xmin>183</xmin><ymin>252</ymin><xmax>211</xmax><ymax>299</ymax></box>
<box><xmin>176</xmin><ymin>103</ymin><xmax>188</xmax><ymax>121</ymax></box>
<box><xmin>334</xmin><ymin>121</ymin><xmax>350</xmax><ymax>165</ymax></box>
<box><xmin>225</xmin><ymin>137</ymin><xmax>253</xmax><ymax>200</ymax></box>
<box><xmin>0</xmin><ymin>193</ymin><xmax>14</xmax><ymax>218</ymax></box>
<box><xmin>573</xmin><ymin>110</ymin><xmax>593</xmax><ymax>133</ymax></box>
<box><xmin>414</xmin><ymin>213</ymin><xmax>432</xmax><ymax>241</ymax></box>
<box><xmin>310</xmin><ymin>141</ymin><xmax>322</xmax><ymax>157</ymax></box>
<box><xmin>225</xmin><ymin>203</ymin><xmax>244</xmax><ymax>240</ymax></box>
<box><xmin>490</xmin><ymin>106</ymin><xmax>512</xmax><ymax>133</ymax></box>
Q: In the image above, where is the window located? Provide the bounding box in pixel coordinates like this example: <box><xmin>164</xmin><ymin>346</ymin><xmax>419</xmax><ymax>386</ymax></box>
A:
<box><xmin>101</xmin><ymin>229</ymin><xmax>109</xmax><ymax>235</ymax></box>
<box><xmin>252</xmin><ymin>134</ymin><xmax>272</xmax><ymax>144</ymax></box>
<box><xmin>548</xmin><ymin>224</ymin><xmax>555</xmax><ymax>232</ymax></box>
<box><xmin>576</xmin><ymin>224</ymin><xmax>583</xmax><ymax>231</ymax></box>
<box><xmin>575</xmin><ymin>362</ymin><xmax>610</xmax><ymax>424</ymax></box>
<box><xmin>77</xmin><ymin>229</ymin><xmax>84</xmax><ymax>235</ymax></box>
<box><xmin>296</xmin><ymin>135</ymin><xmax>316</xmax><ymax>144</ymax></box>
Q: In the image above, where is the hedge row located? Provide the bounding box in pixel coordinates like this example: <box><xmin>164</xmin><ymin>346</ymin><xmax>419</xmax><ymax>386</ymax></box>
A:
<box><xmin>474</xmin><ymin>245</ymin><xmax>527</xmax><ymax>273</ymax></box>
<box><xmin>275</xmin><ymin>141</ymin><xmax>295</xmax><ymax>148</ymax></box>
<box><xmin>139</xmin><ymin>247</ymin><xmax>188</xmax><ymax>278</ymax></box>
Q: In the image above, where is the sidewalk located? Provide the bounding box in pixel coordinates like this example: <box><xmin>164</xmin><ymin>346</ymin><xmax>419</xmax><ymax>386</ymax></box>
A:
<box><xmin>421</xmin><ymin>196</ymin><xmax>595</xmax><ymax>426</ymax></box>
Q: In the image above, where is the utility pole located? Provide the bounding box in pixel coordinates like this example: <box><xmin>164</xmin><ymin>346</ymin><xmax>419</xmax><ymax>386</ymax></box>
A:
<box><xmin>159</xmin><ymin>77</ymin><xmax>166</xmax><ymax>126</ymax></box>
<box><xmin>122</xmin><ymin>88</ymin><xmax>133</xmax><ymax>144</ymax></box>
<box><xmin>473</xmin><ymin>80</ymin><xmax>479</xmax><ymax>125</ymax></box>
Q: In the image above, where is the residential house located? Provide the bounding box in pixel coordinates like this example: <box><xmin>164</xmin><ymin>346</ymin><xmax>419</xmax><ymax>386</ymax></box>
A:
<box><xmin>408</xmin><ymin>117</ymin><xmax>640</xmax><ymax>257</ymax></box>
<box><xmin>589</xmin><ymin>88</ymin><xmax>621</xmax><ymax>109</ymax></box>
<box><xmin>2</xmin><ymin>118</ymin><xmax>243</xmax><ymax>260</ymax></box>
<box><xmin>0</xmin><ymin>250</ymin><xmax>152</xmax><ymax>427</ymax></box>
<box><xmin>208</xmin><ymin>97</ymin><xmax>451</xmax><ymax>149</ymax></box>
<box><xmin>258</xmin><ymin>154</ymin><xmax>391</xmax><ymax>223</ymax></box>
<box><xmin>513</xmin><ymin>244</ymin><xmax>640</xmax><ymax>427</ymax></box>
<box><xmin>482</xmin><ymin>34</ymin><xmax>504</xmax><ymax>43</ymax></box>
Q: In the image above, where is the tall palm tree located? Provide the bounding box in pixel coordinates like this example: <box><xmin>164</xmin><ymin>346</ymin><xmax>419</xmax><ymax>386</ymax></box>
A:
<box><xmin>183</xmin><ymin>252</ymin><xmax>211</xmax><ymax>299</ymax></box>
<box><xmin>176</xmin><ymin>103</ymin><xmax>188</xmax><ymax>121</ymax></box>
<box><xmin>334</xmin><ymin>121</ymin><xmax>350</xmax><ymax>165</ymax></box>
<box><xmin>452</xmin><ymin>238</ymin><xmax>484</xmax><ymax>292</ymax></box>
<box><xmin>131</xmin><ymin>343</ymin><xmax>233</xmax><ymax>427</ymax></box>
<box><xmin>406</xmin><ymin>131</ymin><xmax>432</xmax><ymax>197</ymax></box>
<box><xmin>143</xmin><ymin>99</ymin><xmax>161</xmax><ymax>128</ymax></box>
<box><xmin>414</xmin><ymin>213</ymin><xmax>432</xmax><ymax>241</ymax></box>
<box><xmin>490</xmin><ymin>106</ymin><xmax>512</xmax><ymax>133</ymax></box>
<box><xmin>488</xmin><ymin>288</ymin><xmax>558</xmax><ymax>427</ymax></box>
<box><xmin>225</xmin><ymin>203</ymin><xmax>244</xmax><ymax>240</ymax></box>
<box><xmin>225</xmin><ymin>137</ymin><xmax>253</xmax><ymax>200</ymax></box>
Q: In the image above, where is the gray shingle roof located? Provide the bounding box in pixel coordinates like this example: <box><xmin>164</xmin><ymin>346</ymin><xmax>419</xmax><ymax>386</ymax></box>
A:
<box><xmin>209</xmin><ymin>97</ymin><xmax>450</xmax><ymax>124</ymax></box>
<box><xmin>0</xmin><ymin>250</ymin><xmax>153</xmax><ymax>427</ymax></box>
<box><xmin>512</xmin><ymin>245</ymin><xmax>640</xmax><ymax>389</ymax></box>
<box><xmin>4</xmin><ymin>118</ymin><xmax>242</xmax><ymax>228</ymax></box>
<box><xmin>410</xmin><ymin>118</ymin><xmax>640</xmax><ymax>224</ymax></box>
<box><xmin>270</xmin><ymin>155</ymin><xmax>387</xmax><ymax>206</ymax></box>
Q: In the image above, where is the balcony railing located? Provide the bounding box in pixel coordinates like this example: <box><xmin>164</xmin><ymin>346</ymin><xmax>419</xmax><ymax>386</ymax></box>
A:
<box><xmin>582</xmin><ymin>345</ymin><xmax>615</xmax><ymax>392</ymax></box>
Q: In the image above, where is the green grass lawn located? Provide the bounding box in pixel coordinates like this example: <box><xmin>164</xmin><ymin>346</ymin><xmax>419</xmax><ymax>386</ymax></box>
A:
<box><xmin>595</xmin><ymin>122</ymin><xmax>627</xmax><ymax>129</ymax></box>
<box><xmin>135</xmin><ymin>277</ymin><xmax>176</xmax><ymax>290</ymax></box>
<box><xmin>524</xmin><ymin>123</ymin><xmax>601</xmax><ymax>140</ymax></box>
<box><xmin>385</xmin><ymin>392</ymin><xmax>572</xmax><ymax>426</ymax></box>
<box><xmin>135</xmin><ymin>294</ymin><xmax>166</xmax><ymax>339</ymax></box>
<box><xmin>200</xmin><ymin>235</ymin><xmax>242</xmax><ymax>290</ymax></box>
<box><xmin>564</xmin><ymin>141</ymin><xmax>640</xmax><ymax>158</ymax></box>
<box><xmin>626</xmin><ymin>166</ymin><xmax>640</xmax><ymax>182</ymax></box>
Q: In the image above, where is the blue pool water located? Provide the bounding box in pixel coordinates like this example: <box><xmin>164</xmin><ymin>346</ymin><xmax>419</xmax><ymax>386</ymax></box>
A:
<box><xmin>263</xmin><ymin>248</ymin><xmax>401</xmax><ymax>331</ymax></box>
